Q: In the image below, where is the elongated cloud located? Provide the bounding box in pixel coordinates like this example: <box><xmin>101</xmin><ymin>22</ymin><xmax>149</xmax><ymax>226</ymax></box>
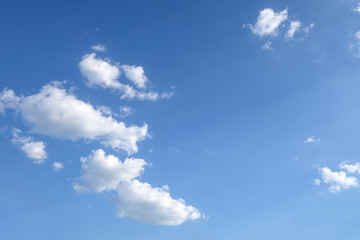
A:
<box><xmin>315</xmin><ymin>167</ymin><xmax>358</xmax><ymax>192</ymax></box>
<box><xmin>91</xmin><ymin>43</ymin><xmax>107</xmax><ymax>52</ymax></box>
<box><xmin>11</xmin><ymin>128</ymin><xmax>47</xmax><ymax>163</ymax></box>
<box><xmin>79</xmin><ymin>53</ymin><xmax>173</xmax><ymax>101</ymax></box>
<box><xmin>286</xmin><ymin>20</ymin><xmax>301</xmax><ymax>39</ymax></box>
<box><xmin>74</xmin><ymin>149</ymin><xmax>201</xmax><ymax>225</ymax></box>
<box><xmin>340</xmin><ymin>162</ymin><xmax>360</xmax><ymax>174</ymax></box>
<box><xmin>249</xmin><ymin>8</ymin><xmax>288</xmax><ymax>37</ymax></box>
<box><xmin>304</xmin><ymin>136</ymin><xmax>320</xmax><ymax>144</ymax></box>
<box><xmin>0</xmin><ymin>82</ymin><xmax>148</xmax><ymax>154</ymax></box>
<box><xmin>115</xmin><ymin>180</ymin><xmax>201</xmax><ymax>225</ymax></box>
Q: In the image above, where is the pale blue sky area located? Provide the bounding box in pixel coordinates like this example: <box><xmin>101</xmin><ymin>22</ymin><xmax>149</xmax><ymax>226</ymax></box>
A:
<box><xmin>1</xmin><ymin>0</ymin><xmax>360</xmax><ymax>239</ymax></box>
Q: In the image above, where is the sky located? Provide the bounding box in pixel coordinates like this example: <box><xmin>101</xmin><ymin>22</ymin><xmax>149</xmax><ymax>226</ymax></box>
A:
<box><xmin>1</xmin><ymin>0</ymin><xmax>360</xmax><ymax>239</ymax></box>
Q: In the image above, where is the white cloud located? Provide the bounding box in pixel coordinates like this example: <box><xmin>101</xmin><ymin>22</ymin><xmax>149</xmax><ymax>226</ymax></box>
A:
<box><xmin>349</xmin><ymin>31</ymin><xmax>360</xmax><ymax>58</ymax></box>
<box><xmin>91</xmin><ymin>44</ymin><xmax>107</xmax><ymax>52</ymax></box>
<box><xmin>79</xmin><ymin>53</ymin><xmax>174</xmax><ymax>101</ymax></box>
<box><xmin>79</xmin><ymin>53</ymin><xmax>122</xmax><ymax>89</ymax></box>
<box><xmin>52</xmin><ymin>162</ymin><xmax>64</xmax><ymax>171</ymax></box>
<box><xmin>11</xmin><ymin>128</ymin><xmax>47</xmax><ymax>163</ymax></box>
<box><xmin>354</xmin><ymin>3</ymin><xmax>360</xmax><ymax>13</ymax></box>
<box><xmin>262</xmin><ymin>41</ymin><xmax>273</xmax><ymax>50</ymax></box>
<box><xmin>119</xmin><ymin>106</ymin><xmax>133</xmax><ymax>118</ymax></box>
<box><xmin>340</xmin><ymin>162</ymin><xmax>360</xmax><ymax>174</ymax></box>
<box><xmin>249</xmin><ymin>8</ymin><xmax>288</xmax><ymax>37</ymax></box>
<box><xmin>285</xmin><ymin>20</ymin><xmax>301</xmax><ymax>40</ymax></box>
<box><xmin>304</xmin><ymin>23</ymin><xmax>315</xmax><ymax>34</ymax></box>
<box><xmin>122</xmin><ymin>65</ymin><xmax>148</xmax><ymax>89</ymax></box>
<box><xmin>0</xmin><ymin>88</ymin><xmax>20</xmax><ymax>112</ymax></box>
<box><xmin>74</xmin><ymin>149</ymin><xmax>201</xmax><ymax>225</ymax></box>
<box><xmin>1</xmin><ymin>82</ymin><xmax>148</xmax><ymax>154</ymax></box>
<box><xmin>304</xmin><ymin>136</ymin><xmax>320</xmax><ymax>144</ymax></box>
<box><xmin>317</xmin><ymin>167</ymin><xmax>358</xmax><ymax>192</ymax></box>
<box><xmin>74</xmin><ymin>149</ymin><xmax>148</xmax><ymax>193</ymax></box>
<box><xmin>114</xmin><ymin>179</ymin><xmax>201</xmax><ymax>225</ymax></box>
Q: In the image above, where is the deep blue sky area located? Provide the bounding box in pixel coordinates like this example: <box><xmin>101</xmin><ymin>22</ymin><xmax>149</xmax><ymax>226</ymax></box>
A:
<box><xmin>1</xmin><ymin>0</ymin><xmax>360</xmax><ymax>239</ymax></box>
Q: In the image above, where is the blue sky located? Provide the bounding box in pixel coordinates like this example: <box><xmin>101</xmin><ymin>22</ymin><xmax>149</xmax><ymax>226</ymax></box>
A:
<box><xmin>1</xmin><ymin>0</ymin><xmax>360</xmax><ymax>239</ymax></box>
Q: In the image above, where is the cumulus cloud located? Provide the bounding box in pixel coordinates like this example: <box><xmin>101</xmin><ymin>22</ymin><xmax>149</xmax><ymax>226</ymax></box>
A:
<box><xmin>52</xmin><ymin>162</ymin><xmax>64</xmax><ymax>171</ymax></box>
<box><xmin>340</xmin><ymin>162</ymin><xmax>360</xmax><ymax>174</ymax></box>
<box><xmin>262</xmin><ymin>41</ymin><xmax>273</xmax><ymax>50</ymax></box>
<box><xmin>74</xmin><ymin>149</ymin><xmax>201</xmax><ymax>225</ymax></box>
<box><xmin>78</xmin><ymin>53</ymin><xmax>174</xmax><ymax>101</ymax></box>
<box><xmin>79</xmin><ymin>53</ymin><xmax>122</xmax><ymax>89</ymax></box>
<box><xmin>304</xmin><ymin>136</ymin><xmax>320</xmax><ymax>144</ymax></box>
<box><xmin>122</xmin><ymin>65</ymin><xmax>148</xmax><ymax>89</ymax></box>
<box><xmin>1</xmin><ymin>82</ymin><xmax>148</xmax><ymax>154</ymax></box>
<box><xmin>74</xmin><ymin>149</ymin><xmax>147</xmax><ymax>193</ymax></box>
<box><xmin>285</xmin><ymin>20</ymin><xmax>301</xmax><ymax>40</ymax></box>
<box><xmin>245</xmin><ymin>8</ymin><xmax>314</xmax><ymax>48</ymax></box>
<box><xmin>316</xmin><ymin>167</ymin><xmax>358</xmax><ymax>192</ymax></box>
<box><xmin>11</xmin><ymin>128</ymin><xmax>47</xmax><ymax>163</ymax></box>
<box><xmin>91</xmin><ymin>44</ymin><xmax>107</xmax><ymax>52</ymax></box>
<box><xmin>115</xmin><ymin>180</ymin><xmax>201</xmax><ymax>225</ymax></box>
<box><xmin>248</xmin><ymin>8</ymin><xmax>288</xmax><ymax>37</ymax></box>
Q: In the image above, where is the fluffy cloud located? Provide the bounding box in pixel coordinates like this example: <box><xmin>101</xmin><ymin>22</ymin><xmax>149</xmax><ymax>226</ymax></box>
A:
<box><xmin>52</xmin><ymin>162</ymin><xmax>64</xmax><ymax>171</ymax></box>
<box><xmin>11</xmin><ymin>128</ymin><xmax>47</xmax><ymax>163</ymax></box>
<box><xmin>0</xmin><ymin>88</ymin><xmax>20</xmax><ymax>112</ymax></box>
<box><xmin>249</xmin><ymin>8</ymin><xmax>288</xmax><ymax>37</ymax></box>
<box><xmin>340</xmin><ymin>162</ymin><xmax>360</xmax><ymax>174</ymax></box>
<box><xmin>91</xmin><ymin>44</ymin><xmax>107</xmax><ymax>52</ymax></box>
<box><xmin>79</xmin><ymin>53</ymin><xmax>173</xmax><ymax>101</ymax></box>
<box><xmin>1</xmin><ymin>82</ymin><xmax>148</xmax><ymax>154</ymax></box>
<box><xmin>74</xmin><ymin>149</ymin><xmax>201</xmax><ymax>225</ymax></box>
<box><xmin>245</xmin><ymin>8</ymin><xmax>314</xmax><ymax>49</ymax></box>
<box><xmin>74</xmin><ymin>149</ymin><xmax>147</xmax><ymax>193</ymax></box>
<box><xmin>304</xmin><ymin>136</ymin><xmax>320</xmax><ymax>144</ymax></box>
<box><xmin>315</xmin><ymin>167</ymin><xmax>358</xmax><ymax>192</ymax></box>
<box><xmin>115</xmin><ymin>180</ymin><xmax>201</xmax><ymax>225</ymax></box>
<box><xmin>285</xmin><ymin>20</ymin><xmax>301</xmax><ymax>40</ymax></box>
<box><xmin>122</xmin><ymin>65</ymin><xmax>148</xmax><ymax>89</ymax></box>
<box><xmin>79</xmin><ymin>53</ymin><xmax>122</xmax><ymax>89</ymax></box>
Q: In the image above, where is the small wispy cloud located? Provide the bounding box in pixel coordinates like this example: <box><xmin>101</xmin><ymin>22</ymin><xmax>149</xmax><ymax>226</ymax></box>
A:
<box><xmin>354</xmin><ymin>3</ymin><xmax>360</xmax><ymax>13</ymax></box>
<box><xmin>285</xmin><ymin>20</ymin><xmax>301</xmax><ymax>40</ymax></box>
<box><xmin>304</xmin><ymin>136</ymin><xmax>320</xmax><ymax>145</ymax></box>
<box><xmin>262</xmin><ymin>41</ymin><xmax>273</xmax><ymax>50</ymax></box>
<box><xmin>91</xmin><ymin>43</ymin><xmax>107</xmax><ymax>52</ymax></box>
<box><xmin>119</xmin><ymin>106</ymin><xmax>133</xmax><ymax>118</ymax></box>
<box><xmin>349</xmin><ymin>31</ymin><xmax>360</xmax><ymax>58</ymax></box>
<box><xmin>52</xmin><ymin>162</ymin><xmax>64</xmax><ymax>172</ymax></box>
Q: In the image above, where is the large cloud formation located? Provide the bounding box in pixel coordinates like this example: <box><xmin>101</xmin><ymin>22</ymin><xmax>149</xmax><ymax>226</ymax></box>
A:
<box><xmin>0</xmin><ymin>46</ymin><xmax>202</xmax><ymax>226</ymax></box>
<box><xmin>75</xmin><ymin>149</ymin><xmax>201</xmax><ymax>225</ymax></box>
<box><xmin>0</xmin><ymin>82</ymin><xmax>148</xmax><ymax>154</ymax></box>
